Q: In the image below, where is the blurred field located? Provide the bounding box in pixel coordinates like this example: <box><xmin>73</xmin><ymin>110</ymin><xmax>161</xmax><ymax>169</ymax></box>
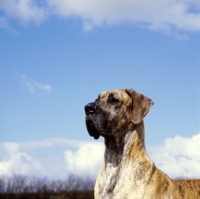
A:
<box><xmin>0</xmin><ymin>174</ymin><xmax>94</xmax><ymax>199</ymax></box>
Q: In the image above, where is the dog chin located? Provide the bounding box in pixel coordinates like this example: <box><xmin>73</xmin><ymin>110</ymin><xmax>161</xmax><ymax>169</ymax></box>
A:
<box><xmin>85</xmin><ymin>117</ymin><xmax>100</xmax><ymax>140</ymax></box>
<box><xmin>86</xmin><ymin>117</ymin><xmax>114</xmax><ymax>139</ymax></box>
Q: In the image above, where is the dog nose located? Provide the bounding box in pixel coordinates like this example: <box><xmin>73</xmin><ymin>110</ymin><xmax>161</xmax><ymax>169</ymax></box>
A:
<box><xmin>85</xmin><ymin>103</ymin><xmax>97</xmax><ymax>115</ymax></box>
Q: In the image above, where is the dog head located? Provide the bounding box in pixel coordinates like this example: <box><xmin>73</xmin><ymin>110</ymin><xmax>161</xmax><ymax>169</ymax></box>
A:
<box><xmin>84</xmin><ymin>89</ymin><xmax>153</xmax><ymax>140</ymax></box>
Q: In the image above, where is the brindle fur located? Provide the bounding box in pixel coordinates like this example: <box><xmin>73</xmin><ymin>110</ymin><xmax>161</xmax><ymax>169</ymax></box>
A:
<box><xmin>84</xmin><ymin>89</ymin><xmax>200</xmax><ymax>199</ymax></box>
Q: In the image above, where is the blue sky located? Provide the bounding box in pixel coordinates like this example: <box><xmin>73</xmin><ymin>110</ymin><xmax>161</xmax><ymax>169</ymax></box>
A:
<box><xmin>0</xmin><ymin>0</ymin><xmax>200</xmax><ymax>178</ymax></box>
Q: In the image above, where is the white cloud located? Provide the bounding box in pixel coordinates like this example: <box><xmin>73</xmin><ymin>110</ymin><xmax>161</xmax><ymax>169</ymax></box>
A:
<box><xmin>47</xmin><ymin>0</ymin><xmax>200</xmax><ymax>33</ymax></box>
<box><xmin>0</xmin><ymin>0</ymin><xmax>200</xmax><ymax>34</ymax></box>
<box><xmin>0</xmin><ymin>152</ymin><xmax>42</xmax><ymax>176</ymax></box>
<box><xmin>64</xmin><ymin>143</ymin><xmax>104</xmax><ymax>177</ymax></box>
<box><xmin>0</xmin><ymin>134</ymin><xmax>200</xmax><ymax>179</ymax></box>
<box><xmin>0</xmin><ymin>0</ymin><xmax>47</xmax><ymax>24</ymax></box>
<box><xmin>15</xmin><ymin>73</ymin><xmax>52</xmax><ymax>94</ymax></box>
<box><xmin>0</xmin><ymin>138</ymin><xmax>103</xmax><ymax>178</ymax></box>
<box><xmin>148</xmin><ymin>133</ymin><xmax>200</xmax><ymax>179</ymax></box>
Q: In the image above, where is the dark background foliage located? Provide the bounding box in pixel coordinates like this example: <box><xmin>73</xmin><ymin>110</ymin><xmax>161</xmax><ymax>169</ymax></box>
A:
<box><xmin>0</xmin><ymin>174</ymin><xmax>95</xmax><ymax>199</ymax></box>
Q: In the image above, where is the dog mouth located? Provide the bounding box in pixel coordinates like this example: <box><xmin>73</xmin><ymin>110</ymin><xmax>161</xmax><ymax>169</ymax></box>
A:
<box><xmin>86</xmin><ymin>114</ymin><xmax>93</xmax><ymax>121</ymax></box>
<box><xmin>85</xmin><ymin>114</ymin><xmax>111</xmax><ymax>139</ymax></box>
<box><xmin>85</xmin><ymin>116</ymin><xmax>100</xmax><ymax>139</ymax></box>
<box><xmin>86</xmin><ymin>114</ymin><xmax>108</xmax><ymax>131</ymax></box>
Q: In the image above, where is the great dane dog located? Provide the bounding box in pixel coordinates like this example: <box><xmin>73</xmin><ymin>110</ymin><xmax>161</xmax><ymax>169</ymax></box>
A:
<box><xmin>84</xmin><ymin>89</ymin><xmax>200</xmax><ymax>199</ymax></box>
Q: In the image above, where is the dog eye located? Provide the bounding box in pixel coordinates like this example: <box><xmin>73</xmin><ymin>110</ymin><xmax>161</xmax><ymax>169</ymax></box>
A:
<box><xmin>110</xmin><ymin>98</ymin><xmax>119</xmax><ymax>104</ymax></box>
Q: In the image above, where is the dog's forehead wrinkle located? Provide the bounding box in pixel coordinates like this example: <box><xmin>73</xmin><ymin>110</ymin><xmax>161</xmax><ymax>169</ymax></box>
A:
<box><xmin>103</xmin><ymin>89</ymin><xmax>123</xmax><ymax>96</ymax></box>
<box><xmin>99</xmin><ymin>91</ymin><xmax>106</xmax><ymax>100</ymax></box>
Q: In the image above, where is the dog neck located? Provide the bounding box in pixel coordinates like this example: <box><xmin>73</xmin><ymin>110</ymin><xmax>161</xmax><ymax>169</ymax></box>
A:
<box><xmin>104</xmin><ymin>121</ymin><xmax>150</xmax><ymax>167</ymax></box>
<box><xmin>99</xmin><ymin>121</ymin><xmax>153</xmax><ymax>195</ymax></box>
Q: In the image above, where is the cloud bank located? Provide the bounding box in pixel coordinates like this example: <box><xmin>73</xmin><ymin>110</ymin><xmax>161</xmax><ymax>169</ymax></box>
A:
<box><xmin>0</xmin><ymin>0</ymin><xmax>47</xmax><ymax>24</ymax></box>
<box><xmin>0</xmin><ymin>138</ymin><xmax>103</xmax><ymax>178</ymax></box>
<box><xmin>0</xmin><ymin>0</ymin><xmax>200</xmax><ymax>34</ymax></box>
<box><xmin>0</xmin><ymin>133</ymin><xmax>200</xmax><ymax>179</ymax></box>
<box><xmin>148</xmin><ymin>133</ymin><xmax>200</xmax><ymax>179</ymax></box>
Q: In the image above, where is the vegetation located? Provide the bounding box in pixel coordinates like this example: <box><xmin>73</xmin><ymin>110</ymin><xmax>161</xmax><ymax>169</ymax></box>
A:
<box><xmin>0</xmin><ymin>174</ymin><xmax>95</xmax><ymax>199</ymax></box>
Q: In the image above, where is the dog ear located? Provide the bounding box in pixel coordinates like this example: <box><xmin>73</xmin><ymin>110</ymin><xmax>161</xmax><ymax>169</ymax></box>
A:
<box><xmin>85</xmin><ymin>118</ymin><xmax>100</xmax><ymax>140</ymax></box>
<box><xmin>125</xmin><ymin>89</ymin><xmax>154</xmax><ymax>124</ymax></box>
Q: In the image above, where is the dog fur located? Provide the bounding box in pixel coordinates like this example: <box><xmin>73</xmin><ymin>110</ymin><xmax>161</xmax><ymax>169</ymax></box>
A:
<box><xmin>84</xmin><ymin>89</ymin><xmax>200</xmax><ymax>199</ymax></box>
